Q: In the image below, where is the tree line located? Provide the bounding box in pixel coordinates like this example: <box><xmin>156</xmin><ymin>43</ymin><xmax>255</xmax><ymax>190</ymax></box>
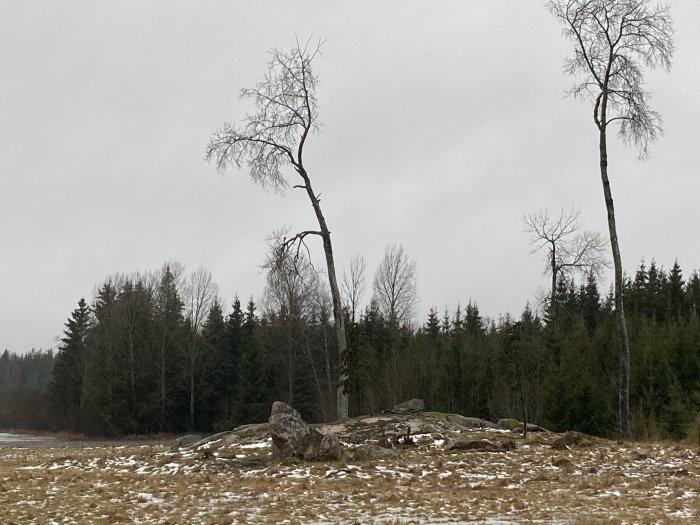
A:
<box><xmin>3</xmin><ymin>256</ymin><xmax>699</xmax><ymax>440</ymax></box>
<box><xmin>203</xmin><ymin>0</ymin><xmax>674</xmax><ymax>438</ymax></box>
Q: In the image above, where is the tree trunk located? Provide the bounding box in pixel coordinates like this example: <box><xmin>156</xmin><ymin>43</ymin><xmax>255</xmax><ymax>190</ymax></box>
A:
<box><xmin>301</xmin><ymin>170</ymin><xmax>349</xmax><ymax>419</ymax></box>
<box><xmin>189</xmin><ymin>365</ymin><xmax>195</xmax><ymax>431</ymax></box>
<box><xmin>550</xmin><ymin>245</ymin><xmax>557</xmax><ymax>316</ymax></box>
<box><xmin>599</xmin><ymin>125</ymin><xmax>632</xmax><ymax>440</ymax></box>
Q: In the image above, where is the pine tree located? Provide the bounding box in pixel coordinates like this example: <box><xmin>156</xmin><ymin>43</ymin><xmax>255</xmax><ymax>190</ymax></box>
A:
<box><xmin>199</xmin><ymin>300</ymin><xmax>228</xmax><ymax>430</ymax></box>
<box><xmin>233</xmin><ymin>299</ymin><xmax>267</xmax><ymax>424</ymax></box>
<box><xmin>646</xmin><ymin>260</ymin><xmax>666</xmax><ymax>323</ymax></box>
<box><xmin>580</xmin><ymin>271</ymin><xmax>601</xmax><ymax>334</ymax></box>
<box><xmin>661</xmin><ymin>376</ymin><xmax>690</xmax><ymax>440</ymax></box>
<box><xmin>153</xmin><ymin>266</ymin><xmax>184</xmax><ymax>432</ymax></box>
<box><xmin>687</xmin><ymin>271</ymin><xmax>700</xmax><ymax>321</ymax></box>
<box><xmin>49</xmin><ymin>298</ymin><xmax>91</xmax><ymax>430</ymax></box>
<box><xmin>667</xmin><ymin>260</ymin><xmax>685</xmax><ymax>321</ymax></box>
<box><xmin>425</xmin><ymin>308</ymin><xmax>440</xmax><ymax>339</ymax></box>
<box><xmin>82</xmin><ymin>280</ymin><xmax>119</xmax><ymax>435</ymax></box>
<box><xmin>219</xmin><ymin>296</ymin><xmax>244</xmax><ymax>424</ymax></box>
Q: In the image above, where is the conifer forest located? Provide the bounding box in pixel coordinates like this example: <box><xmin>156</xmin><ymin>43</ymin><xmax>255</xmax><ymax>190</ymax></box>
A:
<box><xmin>3</xmin><ymin>257</ymin><xmax>699</xmax><ymax>441</ymax></box>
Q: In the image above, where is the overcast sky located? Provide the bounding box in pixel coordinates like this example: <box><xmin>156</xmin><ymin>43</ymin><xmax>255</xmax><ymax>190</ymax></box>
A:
<box><xmin>2</xmin><ymin>1</ymin><xmax>698</xmax><ymax>353</ymax></box>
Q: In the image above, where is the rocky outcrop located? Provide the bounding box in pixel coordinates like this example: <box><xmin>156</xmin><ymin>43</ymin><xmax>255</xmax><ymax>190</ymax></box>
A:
<box><xmin>390</xmin><ymin>398</ymin><xmax>425</xmax><ymax>414</ymax></box>
<box><xmin>185</xmin><ymin>423</ymin><xmax>271</xmax><ymax>451</ymax></box>
<box><xmin>171</xmin><ymin>434</ymin><xmax>204</xmax><ymax>450</ymax></box>
<box><xmin>497</xmin><ymin>418</ymin><xmax>547</xmax><ymax>433</ymax></box>
<box><xmin>446</xmin><ymin>414</ymin><xmax>499</xmax><ymax>430</ymax></box>
<box><xmin>268</xmin><ymin>401</ymin><xmax>341</xmax><ymax>461</ymax></box>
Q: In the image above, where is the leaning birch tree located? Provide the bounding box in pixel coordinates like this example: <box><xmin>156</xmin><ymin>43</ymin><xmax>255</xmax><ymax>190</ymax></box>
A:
<box><xmin>206</xmin><ymin>39</ymin><xmax>349</xmax><ymax>419</ymax></box>
<box><xmin>547</xmin><ymin>0</ymin><xmax>673</xmax><ymax>439</ymax></box>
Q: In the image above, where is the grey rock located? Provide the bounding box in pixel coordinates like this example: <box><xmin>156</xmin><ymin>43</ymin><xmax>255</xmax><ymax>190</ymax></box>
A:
<box><xmin>191</xmin><ymin>430</ymin><xmax>243</xmax><ymax>450</ymax></box>
<box><xmin>230</xmin><ymin>422</ymin><xmax>271</xmax><ymax>440</ymax></box>
<box><xmin>318</xmin><ymin>433</ymin><xmax>342</xmax><ymax>461</ymax></box>
<box><xmin>391</xmin><ymin>398</ymin><xmax>425</xmax><ymax>414</ymax></box>
<box><xmin>269</xmin><ymin>401</ymin><xmax>342</xmax><ymax>461</ymax></box>
<box><xmin>171</xmin><ymin>434</ymin><xmax>203</xmax><ymax>450</ymax></box>
<box><xmin>497</xmin><ymin>419</ymin><xmax>546</xmax><ymax>433</ymax></box>
<box><xmin>551</xmin><ymin>430</ymin><xmax>585</xmax><ymax>449</ymax></box>
<box><xmin>497</xmin><ymin>418</ymin><xmax>522</xmax><ymax>431</ymax></box>
<box><xmin>447</xmin><ymin>414</ymin><xmax>499</xmax><ymax>430</ymax></box>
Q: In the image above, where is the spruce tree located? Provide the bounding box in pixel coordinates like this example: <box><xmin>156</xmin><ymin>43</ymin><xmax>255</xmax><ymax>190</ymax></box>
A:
<box><xmin>49</xmin><ymin>298</ymin><xmax>91</xmax><ymax>430</ymax></box>
<box><xmin>233</xmin><ymin>299</ymin><xmax>267</xmax><ymax>424</ymax></box>
<box><xmin>667</xmin><ymin>260</ymin><xmax>685</xmax><ymax>321</ymax></box>
<box><xmin>425</xmin><ymin>308</ymin><xmax>440</xmax><ymax>339</ymax></box>
<box><xmin>153</xmin><ymin>266</ymin><xmax>184</xmax><ymax>431</ymax></box>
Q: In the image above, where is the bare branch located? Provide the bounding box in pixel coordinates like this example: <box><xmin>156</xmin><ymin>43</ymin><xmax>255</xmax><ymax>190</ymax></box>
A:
<box><xmin>205</xmin><ymin>40</ymin><xmax>324</xmax><ymax>192</ymax></box>
<box><xmin>372</xmin><ymin>243</ymin><xmax>418</xmax><ymax>327</ymax></box>
<box><xmin>548</xmin><ymin>0</ymin><xmax>673</xmax><ymax>158</ymax></box>
<box><xmin>341</xmin><ymin>254</ymin><xmax>367</xmax><ymax>323</ymax></box>
<box><xmin>524</xmin><ymin>206</ymin><xmax>609</xmax><ymax>304</ymax></box>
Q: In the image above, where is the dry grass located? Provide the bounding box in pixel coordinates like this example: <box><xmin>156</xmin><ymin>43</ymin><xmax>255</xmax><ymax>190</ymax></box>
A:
<box><xmin>1</xmin><ymin>433</ymin><xmax>699</xmax><ymax>524</ymax></box>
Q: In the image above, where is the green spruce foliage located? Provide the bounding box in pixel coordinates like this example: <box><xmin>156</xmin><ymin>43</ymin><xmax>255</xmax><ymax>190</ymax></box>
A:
<box><xmin>2</xmin><ymin>257</ymin><xmax>697</xmax><ymax>440</ymax></box>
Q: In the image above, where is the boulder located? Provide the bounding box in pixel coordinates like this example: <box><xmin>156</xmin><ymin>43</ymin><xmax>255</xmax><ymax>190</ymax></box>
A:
<box><xmin>391</xmin><ymin>398</ymin><xmax>425</xmax><ymax>414</ymax></box>
<box><xmin>318</xmin><ymin>433</ymin><xmax>342</xmax><ymax>461</ymax></box>
<box><xmin>171</xmin><ymin>434</ymin><xmax>204</xmax><ymax>450</ymax></box>
<box><xmin>231</xmin><ymin>422</ymin><xmax>271</xmax><ymax>440</ymax></box>
<box><xmin>268</xmin><ymin>401</ymin><xmax>341</xmax><ymax>461</ymax></box>
<box><xmin>497</xmin><ymin>418</ymin><xmax>522</xmax><ymax>431</ymax></box>
<box><xmin>447</xmin><ymin>414</ymin><xmax>499</xmax><ymax>430</ymax></box>
<box><xmin>551</xmin><ymin>430</ymin><xmax>584</xmax><ymax>450</ymax></box>
<box><xmin>497</xmin><ymin>419</ymin><xmax>546</xmax><ymax>433</ymax></box>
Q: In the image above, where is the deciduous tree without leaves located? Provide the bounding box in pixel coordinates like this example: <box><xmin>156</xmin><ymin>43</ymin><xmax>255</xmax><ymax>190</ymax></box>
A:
<box><xmin>206</xmin><ymin>39</ymin><xmax>349</xmax><ymax>419</ymax></box>
<box><xmin>372</xmin><ymin>243</ymin><xmax>418</xmax><ymax>327</ymax></box>
<box><xmin>524</xmin><ymin>206</ymin><xmax>608</xmax><ymax>312</ymax></box>
<box><xmin>548</xmin><ymin>0</ymin><xmax>673</xmax><ymax>439</ymax></box>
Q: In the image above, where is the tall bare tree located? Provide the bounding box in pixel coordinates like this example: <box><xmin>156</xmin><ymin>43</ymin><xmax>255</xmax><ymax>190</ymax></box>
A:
<box><xmin>206</xmin><ymin>39</ymin><xmax>349</xmax><ymax>418</ymax></box>
<box><xmin>524</xmin><ymin>206</ymin><xmax>608</xmax><ymax>310</ymax></box>
<box><xmin>372</xmin><ymin>243</ymin><xmax>418</xmax><ymax>327</ymax></box>
<box><xmin>341</xmin><ymin>253</ymin><xmax>367</xmax><ymax>324</ymax></box>
<box><xmin>547</xmin><ymin>0</ymin><xmax>673</xmax><ymax>439</ymax></box>
<box><xmin>182</xmin><ymin>266</ymin><xmax>218</xmax><ymax>430</ymax></box>
<box><xmin>263</xmin><ymin>240</ymin><xmax>335</xmax><ymax>421</ymax></box>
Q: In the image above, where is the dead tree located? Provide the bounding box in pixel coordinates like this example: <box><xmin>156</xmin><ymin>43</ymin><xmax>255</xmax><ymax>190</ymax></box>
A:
<box><xmin>547</xmin><ymin>0</ymin><xmax>673</xmax><ymax>439</ymax></box>
<box><xmin>206</xmin><ymin>39</ymin><xmax>350</xmax><ymax>418</ymax></box>
<box><xmin>524</xmin><ymin>206</ymin><xmax>608</xmax><ymax>312</ymax></box>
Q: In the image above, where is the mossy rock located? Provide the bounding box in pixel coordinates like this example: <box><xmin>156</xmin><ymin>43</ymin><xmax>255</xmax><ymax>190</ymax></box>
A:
<box><xmin>497</xmin><ymin>418</ymin><xmax>522</xmax><ymax>431</ymax></box>
<box><xmin>425</xmin><ymin>411</ymin><xmax>450</xmax><ymax>421</ymax></box>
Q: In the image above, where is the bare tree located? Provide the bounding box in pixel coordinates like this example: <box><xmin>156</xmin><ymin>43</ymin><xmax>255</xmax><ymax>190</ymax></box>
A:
<box><xmin>206</xmin><ymin>39</ymin><xmax>350</xmax><ymax>419</ymax></box>
<box><xmin>547</xmin><ymin>0</ymin><xmax>673</xmax><ymax>439</ymax></box>
<box><xmin>182</xmin><ymin>266</ymin><xmax>218</xmax><ymax>430</ymax></box>
<box><xmin>262</xmin><ymin>239</ymin><xmax>316</xmax><ymax>408</ymax></box>
<box><xmin>263</xmin><ymin>238</ymin><xmax>335</xmax><ymax>420</ymax></box>
<box><xmin>372</xmin><ymin>243</ymin><xmax>418</xmax><ymax>327</ymax></box>
<box><xmin>341</xmin><ymin>253</ymin><xmax>366</xmax><ymax>324</ymax></box>
<box><xmin>524</xmin><ymin>206</ymin><xmax>608</xmax><ymax>310</ymax></box>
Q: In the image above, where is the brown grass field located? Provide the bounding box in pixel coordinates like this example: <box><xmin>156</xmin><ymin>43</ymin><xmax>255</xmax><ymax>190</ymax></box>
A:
<box><xmin>1</xmin><ymin>431</ymin><xmax>699</xmax><ymax>524</ymax></box>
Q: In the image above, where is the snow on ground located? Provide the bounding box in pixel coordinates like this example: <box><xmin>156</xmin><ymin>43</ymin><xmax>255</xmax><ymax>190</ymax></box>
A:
<box><xmin>1</xmin><ymin>431</ymin><xmax>699</xmax><ymax>524</ymax></box>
